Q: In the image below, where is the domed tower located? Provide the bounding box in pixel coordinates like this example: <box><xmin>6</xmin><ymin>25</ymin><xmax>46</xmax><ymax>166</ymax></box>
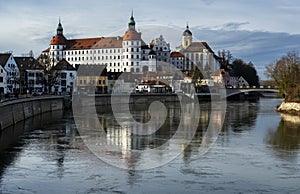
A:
<box><xmin>49</xmin><ymin>18</ymin><xmax>67</xmax><ymax>66</ymax></box>
<box><xmin>182</xmin><ymin>23</ymin><xmax>192</xmax><ymax>49</ymax></box>
<box><xmin>122</xmin><ymin>12</ymin><xmax>142</xmax><ymax>73</ymax></box>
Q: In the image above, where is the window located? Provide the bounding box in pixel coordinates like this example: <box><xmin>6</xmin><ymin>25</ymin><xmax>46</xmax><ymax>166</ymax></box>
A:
<box><xmin>61</xmin><ymin>80</ymin><xmax>67</xmax><ymax>86</ymax></box>
<box><xmin>136</xmin><ymin>55</ymin><xmax>139</xmax><ymax>59</ymax></box>
<box><xmin>131</xmin><ymin>48</ymin><xmax>134</xmax><ymax>52</ymax></box>
<box><xmin>70</xmin><ymin>73</ymin><xmax>73</xmax><ymax>77</ymax></box>
<box><xmin>61</xmin><ymin>73</ymin><xmax>67</xmax><ymax>79</ymax></box>
<box><xmin>131</xmin><ymin>62</ymin><xmax>134</xmax><ymax>66</ymax></box>
<box><xmin>0</xmin><ymin>77</ymin><xmax>3</xmax><ymax>83</ymax></box>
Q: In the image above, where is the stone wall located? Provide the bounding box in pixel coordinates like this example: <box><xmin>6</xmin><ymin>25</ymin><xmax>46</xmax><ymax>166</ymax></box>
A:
<box><xmin>0</xmin><ymin>96</ymin><xmax>64</xmax><ymax>130</ymax></box>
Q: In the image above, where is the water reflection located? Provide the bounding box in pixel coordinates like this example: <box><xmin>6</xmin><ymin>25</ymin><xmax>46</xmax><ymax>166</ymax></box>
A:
<box><xmin>0</xmin><ymin>111</ymin><xmax>70</xmax><ymax>182</ymax></box>
<box><xmin>223</xmin><ymin>101</ymin><xmax>259</xmax><ymax>132</ymax></box>
<box><xmin>265</xmin><ymin>114</ymin><xmax>300</xmax><ymax>160</ymax></box>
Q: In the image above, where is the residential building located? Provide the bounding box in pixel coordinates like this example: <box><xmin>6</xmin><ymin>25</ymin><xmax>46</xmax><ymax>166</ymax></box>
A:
<box><xmin>170</xmin><ymin>52</ymin><xmax>185</xmax><ymax>70</ymax></box>
<box><xmin>76</xmin><ymin>64</ymin><xmax>108</xmax><ymax>94</ymax></box>
<box><xmin>15</xmin><ymin>56</ymin><xmax>45</xmax><ymax>94</ymax></box>
<box><xmin>51</xmin><ymin>59</ymin><xmax>77</xmax><ymax>94</ymax></box>
<box><xmin>0</xmin><ymin>53</ymin><xmax>20</xmax><ymax>94</ymax></box>
<box><xmin>0</xmin><ymin>65</ymin><xmax>7</xmax><ymax>95</ymax></box>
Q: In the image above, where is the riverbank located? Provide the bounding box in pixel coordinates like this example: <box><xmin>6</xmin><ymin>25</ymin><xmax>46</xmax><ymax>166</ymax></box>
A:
<box><xmin>0</xmin><ymin>96</ymin><xmax>65</xmax><ymax>130</ymax></box>
<box><xmin>277</xmin><ymin>101</ymin><xmax>300</xmax><ymax>115</ymax></box>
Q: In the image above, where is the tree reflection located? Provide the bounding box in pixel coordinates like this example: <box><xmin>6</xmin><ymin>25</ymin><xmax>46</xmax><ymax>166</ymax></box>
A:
<box><xmin>265</xmin><ymin>114</ymin><xmax>300</xmax><ymax>160</ymax></box>
<box><xmin>223</xmin><ymin>101</ymin><xmax>259</xmax><ymax>133</ymax></box>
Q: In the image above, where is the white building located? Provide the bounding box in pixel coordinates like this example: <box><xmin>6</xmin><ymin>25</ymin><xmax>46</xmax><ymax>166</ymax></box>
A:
<box><xmin>0</xmin><ymin>53</ymin><xmax>20</xmax><ymax>94</ymax></box>
<box><xmin>175</xmin><ymin>24</ymin><xmax>221</xmax><ymax>73</ymax></box>
<box><xmin>41</xmin><ymin>13</ymin><xmax>156</xmax><ymax>74</ymax></box>
<box><xmin>51</xmin><ymin>59</ymin><xmax>77</xmax><ymax>94</ymax></box>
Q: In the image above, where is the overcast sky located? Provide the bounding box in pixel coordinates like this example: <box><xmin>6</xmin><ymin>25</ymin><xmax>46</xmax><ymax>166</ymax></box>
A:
<box><xmin>0</xmin><ymin>0</ymin><xmax>299</xmax><ymax>79</ymax></box>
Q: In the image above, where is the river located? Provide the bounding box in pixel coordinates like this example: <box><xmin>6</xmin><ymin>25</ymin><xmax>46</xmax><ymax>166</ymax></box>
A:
<box><xmin>0</xmin><ymin>98</ymin><xmax>300</xmax><ymax>193</ymax></box>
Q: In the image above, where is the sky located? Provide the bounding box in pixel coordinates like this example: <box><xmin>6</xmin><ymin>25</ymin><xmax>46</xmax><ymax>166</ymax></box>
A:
<box><xmin>0</xmin><ymin>0</ymin><xmax>299</xmax><ymax>79</ymax></box>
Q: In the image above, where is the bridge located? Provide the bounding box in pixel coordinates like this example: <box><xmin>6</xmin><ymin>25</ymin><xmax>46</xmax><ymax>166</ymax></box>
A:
<box><xmin>225</xmin><ymin>86</ymin><xmax>279</xmax><ymax>98</ymax></box>
<box><xmin>195</xmin><ymin>86</ymin><xmax>279</xmax><ymax>99</ymax></box>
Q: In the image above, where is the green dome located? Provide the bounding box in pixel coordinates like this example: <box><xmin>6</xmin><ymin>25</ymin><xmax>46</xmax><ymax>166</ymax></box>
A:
<box><xmin>57</xmin><ymin>22</ymin><xmax>63</xmax><ymax>31</ymax></box>
<box><xmin>128</xmin><ymin>16</ymin><xmax>135</xmax><ymax>25</ymax></box>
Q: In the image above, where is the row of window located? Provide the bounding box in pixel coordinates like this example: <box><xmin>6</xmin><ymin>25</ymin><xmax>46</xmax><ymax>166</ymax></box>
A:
<box><xmin>123</xmin><ymin>41</ymin><xmax>140</xmax><ymax>46</ymax></box>
<box><xmin>66</xmin><ymin>47</ymin><xmax>142</xmax><ymax>56</ymax></box>
<box><xmin>67</xmin><ymin>54</ymin><xmax>142</xmax><ymax>62</ymax></box>
<box><xmin>7</xmin><ymin>64</ymin><xmax>16</xmax><ymax>68</ymax></box>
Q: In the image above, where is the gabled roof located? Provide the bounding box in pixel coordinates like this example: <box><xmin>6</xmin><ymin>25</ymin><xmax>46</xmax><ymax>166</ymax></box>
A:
<box><xmin>14</xmin><ymin>57</ymin><xmax>44</xmax><ymax>71</ymax></box>
<box><xmin>0</xmin><ymin>53</ymin><xmax>12</xmax><ymax>67</ymax></box>
<box><xmin>77</xmin><ymin>64</ymin><xmax>107</xmax><ymax>76</ymax></box>
<box><xmin>184</xmin><ymin>42</ymin><xmax>214</xmax><ymax>53</ymax></box>
<box><xmin>65</xmin><ymin>36</ymin><xmax>123</xmax><ymax>50</ymax></box>
<box><xmin>52</xmin><ymin>59</ymin><xmax>76</xmax><ymax>71</ymax></box>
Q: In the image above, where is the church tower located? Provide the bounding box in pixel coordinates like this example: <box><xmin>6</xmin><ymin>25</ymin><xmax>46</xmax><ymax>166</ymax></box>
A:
<box><xmin>182</xmin><ymin>23</ymin><xmax>192</xmax><ymax>49</ymax></box>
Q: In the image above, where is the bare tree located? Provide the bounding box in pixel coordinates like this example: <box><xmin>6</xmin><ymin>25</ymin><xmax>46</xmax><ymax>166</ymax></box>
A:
<box><xmin>266</xmin><ymin>51</ymin><xmax>300</xmax><ymax>101</ymax></box>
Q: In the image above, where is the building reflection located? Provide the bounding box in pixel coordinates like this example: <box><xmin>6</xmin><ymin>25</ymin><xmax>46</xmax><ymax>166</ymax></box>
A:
<box><xmin>76</xmin><ymin>102</ymin><xmax>207</xmax><ymax>169</ymax></box>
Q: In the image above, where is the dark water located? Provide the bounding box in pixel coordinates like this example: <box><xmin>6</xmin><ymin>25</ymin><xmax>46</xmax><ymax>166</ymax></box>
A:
<box><xmin>1</xmin><ymin>98</ymin><xmax>300</xmax><ymax>193</ymax></box>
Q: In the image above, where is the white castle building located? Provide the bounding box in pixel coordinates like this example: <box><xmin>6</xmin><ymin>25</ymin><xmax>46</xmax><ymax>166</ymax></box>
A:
<box><xmin>41</xmin><ymin>13</ymin><xmax>156</xmax><ymax>73</ymax></box>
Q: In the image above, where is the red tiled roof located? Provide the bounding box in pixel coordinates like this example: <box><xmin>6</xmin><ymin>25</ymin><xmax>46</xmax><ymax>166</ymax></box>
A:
<box><xmin>123</xmin><ymin>29</ymin><xmax>141</xmax><ymax>41</ymax></box>
<box><xmin>42</xmin><ymin>47</ymin><xmax>50</xmax><ymax>53</ymax></box>
<box><xmin>50</xmin><ymin>35</ymin><xmax>67</xmax><ymax>45</ymax></box>
<box><xmin>170</xmin><ymin>52</ymin><xmax>184</xmax><ymax>58</ymax></box>
<box><xmin>65</xmin><ymin>36</ymin><xmax>123</xmax><ymax>50</ymax></box>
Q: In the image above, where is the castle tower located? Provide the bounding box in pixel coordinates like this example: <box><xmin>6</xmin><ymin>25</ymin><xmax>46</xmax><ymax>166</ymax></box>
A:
<box><xmin>49</xmin><ymin>18</ymin><xmax>67</xmax><ymax>66</ymax></box>
<box><xmin>122</xmin><ymin>12</ymin><xmax>142</xmax><ymax>73</ymax></box>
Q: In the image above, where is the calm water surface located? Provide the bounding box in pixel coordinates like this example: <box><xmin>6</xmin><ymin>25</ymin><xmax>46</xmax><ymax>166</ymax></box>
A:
<box><xmin>0</xmin><ymin>98</ymin><xmax>300</xmax><ymax>193</ymax></box>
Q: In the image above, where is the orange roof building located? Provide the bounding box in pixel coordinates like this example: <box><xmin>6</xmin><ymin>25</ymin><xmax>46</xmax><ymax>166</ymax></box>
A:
<box><xmin>42</xmin><ymin>13</ymin><xmax>158</xmax><ymax>74</ymax></box>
